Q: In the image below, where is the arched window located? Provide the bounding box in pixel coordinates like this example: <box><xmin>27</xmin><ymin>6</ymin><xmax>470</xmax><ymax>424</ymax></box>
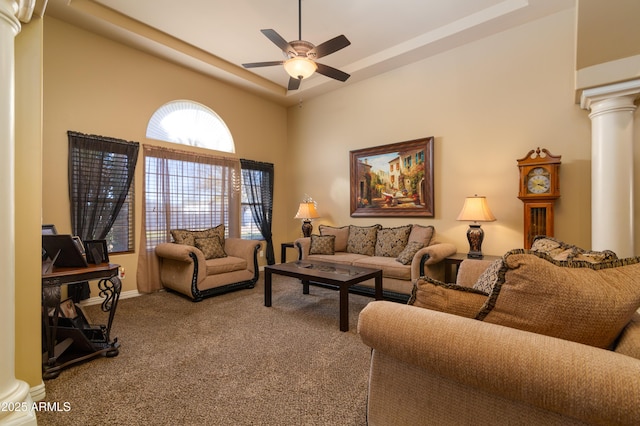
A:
<box><xmin>146</xmin><ymin>100</ymin><xmax>235</xmax><ymax>153</ymax></box>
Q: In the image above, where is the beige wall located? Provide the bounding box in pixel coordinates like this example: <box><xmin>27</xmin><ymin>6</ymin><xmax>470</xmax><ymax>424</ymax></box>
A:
<box><xmin>287</xmin><ymin>8</ymin><xmax>640</xmax><ymax>256</ymax></box>
<box><xmin>42</xmin><ymin>16</ymin><xmax>289</xmax><ymax>296</ymax></box>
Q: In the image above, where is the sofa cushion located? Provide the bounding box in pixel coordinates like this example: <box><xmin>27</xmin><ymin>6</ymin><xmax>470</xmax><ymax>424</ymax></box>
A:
<box><xmin>170</xmin><ymin>225</ymin><xmax>225</xmax><ymax>247</ymax></box>
<box><xmin>396</xmin><ymin>241</ymin><xmax>424</xmax><ymax>265</ymax></box>
<box><xmin>375</xmin><ymin>225</ymin><xmax>412</xmax><ymax>257</ymax></box>
<box><xmin>347</xmin><ymin>225</ymin><xmax>380</xmax><ymax>256</ymax></box>
<box><xmin>408</xmin><ymin>277</ymin><xmax>489</xmax><ymax>318</ymax></box>
<box><xmin>205</xmin><ymin>256</ymin><xmax>246</xmax><ymax>275</ymax></box>
<box><xmin>307</xmin><ymin>252</ymin><xmax>369</xmax><ymax>265</ymax></box>
<box><xmin>319</xmin><ymin>225</ymin><xmax>349</xmax><ymax>252</ymax></box>
<box><xmin>195</xmin><ymin>236</ymin><xmax>227</xmax><ymax>260</ymax></box>
<box><xmin>477</xmin><ymin>250</ymin><xmax>640</xmax><ymax>349</ymax></box>
<box><xmin>407</xmin><ymin>224</ymin><xmax>434</xmax><ymax>247</ymax></box>
<box><xmin>353</xmin><ymin>256</ymin><xmax>411</xmax><ymax>281</ymax></box>
<box><xmin>309</xmin><ymin>234</ymin><xmax>335</xmax><ymax>255</ymax></box>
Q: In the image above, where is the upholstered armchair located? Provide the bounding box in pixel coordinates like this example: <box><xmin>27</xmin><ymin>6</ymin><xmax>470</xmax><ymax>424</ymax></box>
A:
<box><xmin>155</xmin><ymin>237</ymin><xmax>261</xmax><ymax>302</ymax></box>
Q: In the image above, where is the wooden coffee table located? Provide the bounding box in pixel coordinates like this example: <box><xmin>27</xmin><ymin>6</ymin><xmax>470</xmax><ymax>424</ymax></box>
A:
<box><xmin>264</xmin><ymin>260</ymin><xmax>383</xmax><ymax>331</ymax></box>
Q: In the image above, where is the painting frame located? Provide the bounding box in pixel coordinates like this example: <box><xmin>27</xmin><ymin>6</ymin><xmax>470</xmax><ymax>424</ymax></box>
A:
<box><xmin>350</xmin><ymin>137</ymin><xmax>434</xmax><ymax>217</ymax></box>
<box><xmin>84</xmin><ymin>239</ymin><xmax>109</xmax><ymax>265</ymax></box>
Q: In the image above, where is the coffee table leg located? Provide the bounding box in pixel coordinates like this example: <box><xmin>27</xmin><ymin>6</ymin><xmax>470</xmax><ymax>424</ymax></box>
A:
<box><xmin>339</xmin><ymin>284</ymin><xmax>349</xmax><ymax>332</ymax></box>
<box><xmin>374</xmin><ymin>272</ymin><xmax>383</xmax><ymax>300</ymax></box>
<box><xmin>265</xmin><ymin>269</ymin><xmax>272</xmax><ymax>307</ymax></box>
<box><xmin>302</xmin><ymin>279</ymin><xmax>310</xmax><ymax>294</ymax></box>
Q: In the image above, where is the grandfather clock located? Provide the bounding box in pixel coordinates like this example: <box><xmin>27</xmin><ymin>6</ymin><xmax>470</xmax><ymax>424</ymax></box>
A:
<box><xmin>517</xmin><ymin>148</ymin><xmax>561</xmax><ymax>249</ymax></box>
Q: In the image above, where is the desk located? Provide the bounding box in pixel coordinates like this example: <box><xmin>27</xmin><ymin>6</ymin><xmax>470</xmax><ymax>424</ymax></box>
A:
<box><xmin>444</xmin><ymin>253</ymin><xmax>502</xmax><ymax>283</ymax></box>
<box><xmin>42</xmin><ymin>263</ymin><xmax>122</xmax><ymax>379</ymax></box>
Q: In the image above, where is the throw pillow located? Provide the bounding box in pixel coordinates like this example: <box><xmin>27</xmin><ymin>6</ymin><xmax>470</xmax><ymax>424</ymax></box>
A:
<box><xmin>194</xmin><ymin>236</ymin><xmax>227</xmax><ymax>260</ymax></box>
<box><xmin>530</xmin><ymin>236</ymin><xmax>617</xmax><ymax>263</ymax></box>
<box><xmin>319</xmin><ymin>225</ymin><xmax>349</xmax><ymax>252</ymax></box>
<box><xmin>407</xmin><ymin>224</ymin><xmax>435</xmax><ymax>247</ymax></box>
<box><xmin>395</xmin><ymin>241</ymin><xmax>424</xmax><ymax>265</ymax></box>
<box><xmin>309</xmin><ymin>234</ymin><xmax>336</xmax><ymax>255</ymax></box>
<box><xmin>476</xmin><ymin>249</ymin><xmax>640</xmax><ymax>349</ymax></box>
<box><xmin>171</xmin><ymin>229</ymin><xmax>196</xmax><ymax>246</ymax></box>
<box><xmin>375</xmin><ymin>225</ymin><xmax>412</xmax><ymax>257</ymax></box>
<box><xmin>170</xmin><ymin>224</ymin><xmax>226</xmax><ymax>247</ymax></box>
<box><xmin>408</xmin><ymin>277</ymin><xmax>489</xmax><ymax>319</ymax></box>
<box><xmin>347</xmin><ymin>225</ymin><xmax>380</xmax><ymax>256</ymax></box>
<box><xmin>471</xmin><ymin>259</ymin><xmax>504</xmax><ymax>294</ymax></box>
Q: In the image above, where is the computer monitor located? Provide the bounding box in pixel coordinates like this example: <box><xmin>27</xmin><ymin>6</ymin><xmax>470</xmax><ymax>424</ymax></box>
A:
<box><xmin>42</xmin><ymin>234</ymin><xmax>88</xmax><ymax>268</ymax></box>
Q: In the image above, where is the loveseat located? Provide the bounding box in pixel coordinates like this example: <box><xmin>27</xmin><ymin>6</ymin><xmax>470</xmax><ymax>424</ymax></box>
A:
<box><xmin>358</xmin><ymin>239</ymin><xmax>640</xmax><ymax>425</ymax></box>
<box><xmin>154</xmin><ymin>226</ymin><xmax>260</xmax><ymax>302</ymax></box>
<box><xmin>295</xmin><ymin>224</ymin><xmax>456</xmax><ymax>301</ymax></box>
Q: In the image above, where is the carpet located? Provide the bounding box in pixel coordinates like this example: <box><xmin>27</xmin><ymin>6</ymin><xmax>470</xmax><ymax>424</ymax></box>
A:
<box><xmin>36</xmin><ymin>274</ymin><xmax>374</xmax><ymax>425</ymax></box>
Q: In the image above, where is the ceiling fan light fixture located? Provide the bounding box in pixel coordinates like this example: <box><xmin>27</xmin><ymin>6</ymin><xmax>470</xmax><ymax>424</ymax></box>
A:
<box><xmin>283</xmin><ymin>57</ymin><xmax>317</xmax><ymax>80</ymax></box>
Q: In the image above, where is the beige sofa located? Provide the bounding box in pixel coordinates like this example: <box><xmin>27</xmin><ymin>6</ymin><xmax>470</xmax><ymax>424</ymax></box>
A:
<box><xmin>358</xmin><ymin>247</ymin><xmax>640</xmax><ymax>425</ymax></box>
<box><xmin>155</xmin><ymin>237</ymin><xmax>260</xmax><ymax>302</ymax></box>
<box><xmin>295</xmin><ymin>224</ymin><xmax>456</xmax><ymax>301</ymax></box>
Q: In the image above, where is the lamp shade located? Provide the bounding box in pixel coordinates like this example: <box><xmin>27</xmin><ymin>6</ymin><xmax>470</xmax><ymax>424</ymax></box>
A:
<box><xmin>294</xmin><ymin>202</ymin><xmax>320</xmax><ymax>220</ymax></box>
<box><xmin>456</xmin><ymin>196</ymin><xmax>496</xmax><ymax>222</ymax></box>
<box><xmin>283</xmin><ymin>57</ymin><xmax>317</xmax><ymax>80</ymax></box>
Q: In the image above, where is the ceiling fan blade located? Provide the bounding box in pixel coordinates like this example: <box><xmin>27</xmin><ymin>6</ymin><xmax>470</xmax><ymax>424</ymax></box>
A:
<box><xmin>315</xmin><ymin>63</ymin><xmax>350</xmax><ymax>82</ymax></box>
<box><xmin>287</xmin><ymin>77</ymin><xmax>301</xmax><ymax>91</ymax></box>
<box><xmin>309</xmin><ymin>35</ymin><xmax>351</xmax><ymax>59</ymax></box>
<box><xmin>242</xmin><ymin>61</ymin><xmax>284</xmax><ymax>69</ymax></box>
<box><xmin>261</xmin><ymin>29</ymin><xmax>295</xmax><ymax>55</ymax></box>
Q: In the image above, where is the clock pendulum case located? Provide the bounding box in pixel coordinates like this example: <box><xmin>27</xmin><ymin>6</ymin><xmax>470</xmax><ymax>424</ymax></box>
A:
<box><xmin>516</xmin><ymin>148</ymin><xmax>561</xmax><ymax>249</ymax></box>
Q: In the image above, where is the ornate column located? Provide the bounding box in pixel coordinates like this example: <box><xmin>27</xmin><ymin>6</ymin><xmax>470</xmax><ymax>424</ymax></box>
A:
<box><xmin>581</xmin><ymin>80</ymin><xmax>640</xmax><ymax>258</ymax></box>
<box><xmin>0</xmin><ymin>0</ymin><xmax>36</xmax><ymax>424</ymax></box>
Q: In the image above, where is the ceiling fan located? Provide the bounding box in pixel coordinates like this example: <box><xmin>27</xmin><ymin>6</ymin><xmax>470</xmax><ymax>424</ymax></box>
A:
<box><xmin>242</xmin><ymin>0</ymin><xmax>351</xmax><ymax>91</ymax></box>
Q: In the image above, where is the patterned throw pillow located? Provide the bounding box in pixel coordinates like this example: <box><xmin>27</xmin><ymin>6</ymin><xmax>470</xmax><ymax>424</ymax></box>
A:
<box><xmin>530</xmin><ymin>236</ymin><xmax>617</xmax><ymax>263</ymax></box>
<box><xmin>319</xmin><ymin>225</ymin><xmax>349</xmax><ymax>252</ymax></box>
<box><xmin>347</xmin><ymin>225</ymin><xmax>380</xmax><ymax>256</ymax></box>
<box><xmin>472</xmin><ymin>259</ymin><xmax>504</xmax><ymax>294</ymax></box>
<box><xmin>170</xmin><ymin>225</ymin><xmax>225</xmax><ymax>247</ymax></box>
<box><xmin>375</xmin><ymin>225</ymin><xmax>412</xmax><ymax>257</ymax></box>
<box><xmin>395</xmin><ymin>241</ymin><xmax>424</xmax><ymax>265</ymax></box>
<box><xmin>194</xmin><ymin>236</ymin><xmax>227</xmax><ymax>260</ymax></box>
<box><xmin>309</xmin><ymin>234</ymin><xmax>336</xmax><ymax>255</ymax></box>
<box><xmin>171</xmin><ymin>229</ymin><xmax>196</xmax><ymax>246</ymax></box>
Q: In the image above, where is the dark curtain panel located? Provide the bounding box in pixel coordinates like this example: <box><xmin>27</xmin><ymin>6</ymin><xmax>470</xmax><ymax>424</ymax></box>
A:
<box><xmin>240</xmin><ymin>159</ymin><xmax>275</xmax><ymax>265</ymax></box>
<box><xmin>68</xmin><ymin>131</ymin><xmax>139</xmax><ymax>300</ymax></box>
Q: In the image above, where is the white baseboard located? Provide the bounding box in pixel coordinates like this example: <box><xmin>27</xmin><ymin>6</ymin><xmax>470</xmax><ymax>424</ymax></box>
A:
<box><xmin>79</xmin><ymin>289</ymin><xmax>141</xmax><ymax>307</ymax></box>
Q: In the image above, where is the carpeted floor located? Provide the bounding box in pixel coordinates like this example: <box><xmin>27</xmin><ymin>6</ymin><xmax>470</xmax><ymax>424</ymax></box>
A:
<box><xmin>37</xmin><ymin>274</ymin><xmax>374</xmax><ymax>425</ymax></box>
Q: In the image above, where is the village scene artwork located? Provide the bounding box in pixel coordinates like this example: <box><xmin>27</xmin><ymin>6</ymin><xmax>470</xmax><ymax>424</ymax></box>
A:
<box><xmin>350</xmin><ymin>138</ymin><xmax>434</xmax><ymax>217</ymax></box>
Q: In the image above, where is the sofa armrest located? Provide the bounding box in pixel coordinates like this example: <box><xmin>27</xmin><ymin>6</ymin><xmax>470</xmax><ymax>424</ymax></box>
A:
<box><xmin>155</xmin><ymin>242</ymin><xmax>202</xmax><ymax>263</ymax></box>
<box><xmin>294</xmin><ymin>237</ymin><xmax>311</xmax><ymax>260</ymax></box>
<box><xmin>155</xmin><ymin>242</ymin><xmax>207</xmax><ymax>288</ymax></box>
<box><xmin>358</xmin><ymin>301</ymin><xmax>640</xmax><ymax>425</ymax></box>
<box><xmin>412</xmin><ymin>242</ymin><xmax>456</xmax><ymax>281</ymax></box>
<box><xmin>224</xmin><ymin>238</ymin><xmax>261</xmax><ymax>274</ymax></box>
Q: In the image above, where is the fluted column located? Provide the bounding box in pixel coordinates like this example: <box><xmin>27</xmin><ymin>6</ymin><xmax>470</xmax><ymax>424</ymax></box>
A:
<box><xmin>581</xmin><ymin>80</ymin><xmax>640</xmax><ymax>258</ymax></box>
<box><xmin>0</xmin><ymin>0</ymin><xmax>36</xmax><ymax>424</ymax></box>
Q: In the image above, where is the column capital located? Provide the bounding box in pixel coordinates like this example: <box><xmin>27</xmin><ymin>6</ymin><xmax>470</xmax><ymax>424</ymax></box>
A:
<box><xmin>580</xmin><ymin>79</ymin><xmax>640</xmax><ymax>111</ymax></box>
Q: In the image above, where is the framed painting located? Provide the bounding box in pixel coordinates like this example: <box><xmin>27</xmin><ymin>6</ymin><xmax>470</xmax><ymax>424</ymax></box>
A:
<box><xmin>350</xmin><ymin>137</ymin><xmax>434</xmax><ymax>217</ymax></box>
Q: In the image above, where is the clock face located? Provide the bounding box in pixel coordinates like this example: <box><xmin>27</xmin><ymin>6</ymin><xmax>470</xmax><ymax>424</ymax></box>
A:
<box><xmin>526</xmin><ymin>167</ymin><xmax>551</xmax><ymax>194</ymax></box>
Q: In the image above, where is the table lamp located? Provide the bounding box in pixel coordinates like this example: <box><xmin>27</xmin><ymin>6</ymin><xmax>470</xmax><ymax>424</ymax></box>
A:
<box><xmin>456</xmin><ymin>195</ymin><xmax>496</xmax><ymax>259</ymax></box>
<box><xmin>294</xmin><ymin>202</ymin><xmax>320</xmax><ymax>237</ymax></box>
